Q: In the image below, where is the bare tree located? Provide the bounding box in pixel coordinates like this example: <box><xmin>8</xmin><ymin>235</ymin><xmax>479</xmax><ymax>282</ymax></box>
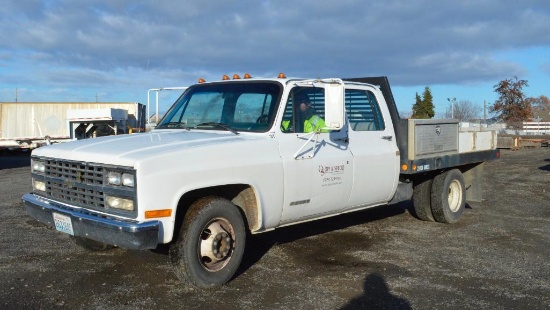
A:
<box><xmin>490</xmin><ymin>77</ymin><xmax>533</xmax><ymax>128</ymax></box>
<box><xmin>529</xmin><ymin>95</ymin><xmax>550</xmax><ymax>112</ymax></box>
<box><xmin>445</xmin><ymin>100</ymin><xmax>481</xmax><ymax>121</ymax></box>
<box><xmin>527</xmin><ymin>95</ymin><xmax>550</xmax><ymax>122</ymax></box>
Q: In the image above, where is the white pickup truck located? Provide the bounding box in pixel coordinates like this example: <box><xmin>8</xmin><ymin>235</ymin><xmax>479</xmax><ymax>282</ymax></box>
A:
<box><xmin>23</xmin><ymin>75</ymin><xmax>498</xmax><ymax>287</ymax></box>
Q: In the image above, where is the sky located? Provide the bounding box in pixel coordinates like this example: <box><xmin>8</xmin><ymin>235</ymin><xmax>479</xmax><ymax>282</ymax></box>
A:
<box><xmin>0</xmin><ymin>0</ymin><xmax>549</xmax><ymax>118</ymax></box>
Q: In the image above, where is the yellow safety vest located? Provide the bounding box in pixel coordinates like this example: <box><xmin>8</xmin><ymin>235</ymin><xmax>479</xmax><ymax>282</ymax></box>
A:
<box><xmin>282</xmin><ymin>115</ymin><xmax>328</xmax><ymax>133</ymax></box>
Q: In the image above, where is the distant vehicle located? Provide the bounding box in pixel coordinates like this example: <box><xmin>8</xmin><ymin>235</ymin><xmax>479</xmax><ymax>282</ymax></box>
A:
<box><xmin>22</xmin><ymin>74</ymin><xmax>498</xmax><ymax>287</ymax></box>
<box><xmin>0</xmin><ymin>102</ymin><xmax>145</xmax><ymax>150</ymax></box>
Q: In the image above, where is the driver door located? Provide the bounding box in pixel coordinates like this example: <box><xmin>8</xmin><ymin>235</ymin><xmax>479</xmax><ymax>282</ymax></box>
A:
<box><xmin>277</xmin><ymin>86</ymin><xmax>353</xmax><ymax>225</ymax></box>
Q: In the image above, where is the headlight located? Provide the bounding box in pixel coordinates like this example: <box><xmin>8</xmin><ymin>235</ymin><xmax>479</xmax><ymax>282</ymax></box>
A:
<box><xmin>107</xmin><ymin>171</ymin><xmax>135</xmax><ymax>187</ymax></box>
<box><xmin>105</xmin><ymin>195</ymin><xmax>134</xmax><ymax>211</ymax></box>
<box><xmin>33</xmin><ymin>179</ymin><xmax>46</xmax><ymax>192</ymax></box>
<box><xmin>107</xmin><ymin>171</ymin><xmax>122</xmax><ymax>185</ymax></box>
<box><xmin>121</xmin><ymin>173</ymin><xmax>135</xmax><ymax>187</ymax></box>
<box><xmin>32</xmin><ymin>160</ymin><xmax>46</xmax><ymax>173</ymax></box>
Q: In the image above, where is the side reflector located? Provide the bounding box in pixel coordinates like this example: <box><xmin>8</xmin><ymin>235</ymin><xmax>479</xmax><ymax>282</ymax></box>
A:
<box><xmin>145</xmin><ymin>209</ymin><xmax>173</xmax><ymax>219</ymax></box>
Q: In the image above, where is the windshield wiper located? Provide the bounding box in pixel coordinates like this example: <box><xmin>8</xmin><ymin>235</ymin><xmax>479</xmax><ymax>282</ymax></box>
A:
<box><xmin>157</xmin><ymin>122</ymin><xmax>190</xmax><ymax>130</ymax></box>
<box><xmin>195</xmin><ymin>122</ymin><xmax>239</xmax><ymax>135</ymax></box>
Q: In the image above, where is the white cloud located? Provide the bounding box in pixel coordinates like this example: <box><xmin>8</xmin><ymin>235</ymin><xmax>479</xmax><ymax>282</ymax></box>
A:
<box><xmin>0</xmin><ymin>0</ymin><xmax>548</xmax><ymax>103</ymax></box>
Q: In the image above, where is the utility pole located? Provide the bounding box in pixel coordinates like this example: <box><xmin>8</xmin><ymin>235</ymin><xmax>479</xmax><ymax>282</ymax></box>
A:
<box><xmin>15</xmin><ymin>87</ymin><xmax>18</xmax><ymax>102</ymax></box>
<box><xmin>96</xmin><ymin>93</ymin><xmax>99</xmax><ymax>102</ymax></box>
<box><xmin>483</xmin><ymin>100</ymin><xmax>487</xmax><ymax>123</ymax></box>
<box><xmin>447</xmin><ymin>97</ymin><xmax>456</xmax><ymax>119</ymax></box>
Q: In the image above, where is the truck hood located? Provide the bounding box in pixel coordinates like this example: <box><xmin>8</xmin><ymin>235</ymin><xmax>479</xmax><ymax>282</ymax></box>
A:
<box><xmin>33</xmin><ymin>130</ymin><xmax>260</xmax><ymax>167</ymax></box>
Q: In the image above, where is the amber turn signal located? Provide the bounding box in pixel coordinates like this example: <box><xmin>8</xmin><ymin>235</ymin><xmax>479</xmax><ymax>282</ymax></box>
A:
<box><xmin>145</xmin><ymin>209</ymin><xmax>173</xmax><ymax>219</ymax></box>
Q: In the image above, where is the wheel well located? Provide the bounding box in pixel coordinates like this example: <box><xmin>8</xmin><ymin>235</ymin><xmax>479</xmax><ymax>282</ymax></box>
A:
<box><xmin>409</xmin><ymin>164</ymin><xmax>483</xmax><ymax>203</ymax></box>
<box><xmin>172</xmin><ymin>185</ymin><xmax>259</xmax><ymax>242</ymax></box>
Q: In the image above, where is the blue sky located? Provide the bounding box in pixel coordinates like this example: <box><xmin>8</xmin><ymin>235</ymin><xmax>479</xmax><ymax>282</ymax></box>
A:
<box><xmin>1</xmin><ymin>0</ymin><xmax>549</xmax><ymax>118</ymax></box>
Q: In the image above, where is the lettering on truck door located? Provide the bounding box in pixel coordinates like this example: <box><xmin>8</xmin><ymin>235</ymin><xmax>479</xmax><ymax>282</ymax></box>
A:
<box><xmin>277</xmin><ymin>86</ymin><xmax>353</xmax><ymax>224</ymax></box>
<box><xmin>345</xmin><ymin>87</ymin><xmax>399</xmax><ymax>208</ymax></box>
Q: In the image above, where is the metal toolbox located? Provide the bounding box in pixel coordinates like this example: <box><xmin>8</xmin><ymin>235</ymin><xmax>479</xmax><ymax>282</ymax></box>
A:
<box><xmin>407</xmin><ymin>119</ymin><xmax>459</xmax><ymax>160</ymax></box>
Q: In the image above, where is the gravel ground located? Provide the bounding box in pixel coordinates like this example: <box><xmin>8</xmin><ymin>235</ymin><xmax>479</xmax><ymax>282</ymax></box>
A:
<box><xmin>0</xmin><ymin>149</ymin><xmax>549</xmax><ymax>309</ymax></box>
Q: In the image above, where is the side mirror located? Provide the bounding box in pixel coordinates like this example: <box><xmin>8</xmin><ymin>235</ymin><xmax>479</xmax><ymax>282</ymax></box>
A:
<box><xmin>323</xmin><ymin>79</ymin><xmax>345</xmax><ymax>131</ymax></box>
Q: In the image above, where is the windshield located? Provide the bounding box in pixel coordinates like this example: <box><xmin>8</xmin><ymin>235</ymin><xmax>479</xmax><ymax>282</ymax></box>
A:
<box><xmin>156</xmin><ymin>81</ymin><xmax>282</xmax><ymax>133</ymax></box>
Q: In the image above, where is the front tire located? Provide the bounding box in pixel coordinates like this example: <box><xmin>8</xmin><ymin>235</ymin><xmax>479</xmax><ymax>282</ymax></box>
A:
<box><xmin>170</xmin><ymin>197</ymin><xmax>246</xmax><ymax>287</ymax></box>
<box><xmin>431</xmin><ymin>169</ymin><xmax>466</xmax><ymax>223</ymax></box>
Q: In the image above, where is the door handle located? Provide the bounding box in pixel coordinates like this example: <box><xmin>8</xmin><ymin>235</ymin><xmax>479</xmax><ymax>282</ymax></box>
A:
<box><xmin>381</xmin><ymin>135</ymin><xmax>393</xmax><ymax>141</ymax></box>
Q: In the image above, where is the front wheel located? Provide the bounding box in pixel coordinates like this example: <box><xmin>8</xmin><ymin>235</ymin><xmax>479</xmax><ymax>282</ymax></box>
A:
<box><xmin>431</xmin><ymin>169</ymin><xmax>466</xmax><ymax>223</ymax></box>
<box><xmin>169</xmin><ymin>197</ymin><xmax>246</xmax><ymax>287</ymax></box>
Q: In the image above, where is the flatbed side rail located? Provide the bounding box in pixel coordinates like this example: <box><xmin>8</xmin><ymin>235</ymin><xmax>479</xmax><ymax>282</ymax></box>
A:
<box><xmin>400</xmin><ymin>149</ymin><xmax>500</xmax><ymax>175</ymax></box>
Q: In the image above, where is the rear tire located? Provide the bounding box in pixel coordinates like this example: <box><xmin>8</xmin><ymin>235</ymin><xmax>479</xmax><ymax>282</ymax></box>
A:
<box><xmin>169</xmin><ymin>197</ymin><xmax>246</xmax><ymax>287</ymax></box>
<box><xmin>431</xmin><ymin>169</ymin><xmax>465</xmax><ymax>223</ymax></box>
<box><xmin>413</xmin><ymin>178</ymin><xmax>435</xmax><ymax>221</ymax></box>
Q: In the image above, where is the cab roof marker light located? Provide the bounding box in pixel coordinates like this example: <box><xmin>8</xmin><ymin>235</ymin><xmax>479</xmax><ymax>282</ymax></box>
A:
<box><xmin>222</xmin><ymin>75</ymin><xmax>230</xmax><ymax>80</ymax></box>
<box><xmin>233</xmin><ymin>74</ymin><xmax>241</xmax><ymax>79</ymax></box>
<box><xmin>198</xmin><ymin>78</ymin><xmax>206</xmax><ymax>83</ymax></box>
<box><xmin>244</xmin><ymin>73</ymin><xmax>252</xmax><ymax>79</ymax></box>
<box><xmin>278</xmin><ymin>72</ymin><xmax>286</xmax><ymax>78</ymax></box>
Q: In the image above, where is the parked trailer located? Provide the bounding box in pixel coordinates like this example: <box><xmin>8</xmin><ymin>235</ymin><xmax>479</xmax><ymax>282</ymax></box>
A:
<box><xmin>0</xmin><ymin>102</ymin><xmax>145</xmax><ymax>150</ymax></box>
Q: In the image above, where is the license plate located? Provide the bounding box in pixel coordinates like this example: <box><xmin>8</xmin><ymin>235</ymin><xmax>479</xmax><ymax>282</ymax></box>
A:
<box><xmin>53</xmin><ymin>212</ymin><xmax>74</xmax><ymax>235</ymax></box>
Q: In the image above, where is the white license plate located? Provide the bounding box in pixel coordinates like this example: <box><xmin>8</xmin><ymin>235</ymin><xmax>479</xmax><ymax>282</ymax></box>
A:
<box><xmin>53</xmin><ymin>212</ymin><xmax>74</xmax><ymax>235</ymax></box>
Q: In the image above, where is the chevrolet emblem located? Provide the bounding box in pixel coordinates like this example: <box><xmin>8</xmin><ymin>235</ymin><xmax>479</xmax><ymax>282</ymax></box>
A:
<box><xmin>76</xmin><ymin>171</ymin><xmax>84</xmax><ymax>183</ymax></box>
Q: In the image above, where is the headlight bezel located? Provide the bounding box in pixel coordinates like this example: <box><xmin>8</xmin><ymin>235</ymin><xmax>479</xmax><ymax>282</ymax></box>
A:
<box><xmin>106</xmin><ymin>170</ymin><xmax>135</xmax><ymax>188</ymax></box>
<box><xmin>103</xmin><ymin>167</ymin><xmax>138</xmax><ymax>216</ymax></box>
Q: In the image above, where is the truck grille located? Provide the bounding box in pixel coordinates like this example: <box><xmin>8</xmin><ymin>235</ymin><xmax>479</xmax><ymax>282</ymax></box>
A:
<box><xmin>47</xmin><ymin>160</ymin><xmax>104</xmax><ymax>184</ymax></box>
<box><xmin>44</xmin><ymin>159</ymin><xmax>106</xmax><ymax>209</ymax></box>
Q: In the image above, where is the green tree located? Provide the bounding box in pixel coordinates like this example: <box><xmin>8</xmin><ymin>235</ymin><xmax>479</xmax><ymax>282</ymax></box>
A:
<box><xmin>490</xmin><ymin>77</ymin><xmax>533</xmax><ymax>127</ymax></box>
<box><xmin>412</xmin><ymin>86</ymin><xmax>435</xmax><ymax>119</ymax></box>
<box><xmin>412</xmin><ymin>93</ymin><xmax>422</xmax><ymax>117</ymax></box>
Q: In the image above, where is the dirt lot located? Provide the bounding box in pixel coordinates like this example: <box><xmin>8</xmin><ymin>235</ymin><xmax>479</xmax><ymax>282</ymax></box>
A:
<box><xmin>0</xmin><ymin>149</ymin><xmax>549</xmax><ymax>309</ymax></box>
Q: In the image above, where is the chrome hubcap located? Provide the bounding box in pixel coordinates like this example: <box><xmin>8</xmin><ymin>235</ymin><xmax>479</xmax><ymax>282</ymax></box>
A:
<box><xmin>199</xmin><ymin>218</ymin><xmax>235</xmax><ymax>272</ymax></box>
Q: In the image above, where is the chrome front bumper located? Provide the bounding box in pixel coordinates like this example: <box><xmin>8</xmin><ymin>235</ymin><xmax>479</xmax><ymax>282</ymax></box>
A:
<box><xmin>22</xmin><ymin>193</ymin><xmax>160</xmax><ymax>250</ymax></box>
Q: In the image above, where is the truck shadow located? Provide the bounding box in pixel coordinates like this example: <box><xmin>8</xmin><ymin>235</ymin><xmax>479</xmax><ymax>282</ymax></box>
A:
<box><xmin>0</xmin><ymin>152</ymin><xmax>31</xmax><ymax>170</ymax></box>
<box><xmin>237</xmin><ymin>201</ymin><xmax>410</xmax><ymax>278</ymax></box>
<box><xmin>339</xmin><ymin>272</ymin><xmax>411</xmax><ymax>310</ymax></box>
<box><xmin>539</xmin><ymin>159</ymin><xmax>550</xmax><ymax>171</ymax></box>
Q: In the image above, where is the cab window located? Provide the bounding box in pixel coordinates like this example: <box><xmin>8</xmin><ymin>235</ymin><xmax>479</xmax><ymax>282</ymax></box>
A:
<box><xmin>345</xmin><ymin>89</ymin><xmax>385</xmax><ymax>131</ymax></box>
<box><xmin>280</xmin><ymin>87</ymin><xmax>327</xmax><ymax>133</ymax></box>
